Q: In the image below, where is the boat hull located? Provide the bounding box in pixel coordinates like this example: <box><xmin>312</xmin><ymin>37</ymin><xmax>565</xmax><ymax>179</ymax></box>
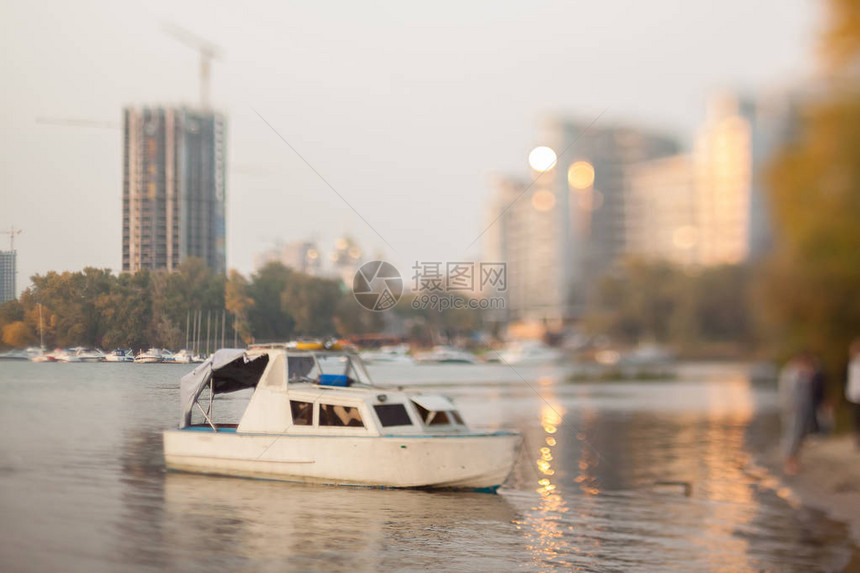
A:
<box><xmin>163</xmin><ymin>429</ymin><xmax>521</xmax><ymax>490</ymax></box>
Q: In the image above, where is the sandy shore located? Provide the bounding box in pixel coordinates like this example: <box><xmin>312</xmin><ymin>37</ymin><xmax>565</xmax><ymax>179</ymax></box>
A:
<box><xmin>765</xmin><ymin>435</ymin><xmax>860</xmax><ymax>547</ymax></box>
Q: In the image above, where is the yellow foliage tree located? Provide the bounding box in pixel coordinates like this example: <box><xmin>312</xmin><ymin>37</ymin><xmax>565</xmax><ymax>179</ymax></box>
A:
<box><xmin>2</xmin><ymin>321</ymin><xmax>36</xmax><ymax>348</ymax></box>
<box><xmin>758</xmin><ymin>0</ymin><xmax>860</xmax><ymax>382</ymax></box>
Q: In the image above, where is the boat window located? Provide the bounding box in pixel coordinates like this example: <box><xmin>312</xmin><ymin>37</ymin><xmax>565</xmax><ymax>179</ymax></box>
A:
<box><xmin>317</xmin><ymin>355</ymin><xmax>349</xmax><ymax>375</ymax></box>
<box><xmin>374</xmin><ymin>404</ymin><xmax>413</xmax><ymax>427</ymax></box>
<box><xmin>345</xmin><ymin>357</ymin><xmax>372</xmax><ymax>385</ymax></box>
<box><xmin>290</xmin><ymin>400</ymin><xmax>313</xmax><ymax>426</ymax></box>
<box><xmin>288</xmin><ymin>356</ymin><xmax>318</xmax><ymax>382</ymax></box>
<box><xmin>319</xmin><ymin>403</ymin><xmax>365</xmax><ymax>428</ymax></box>
<box><xmin>412</xmin><ymin>402</ymin><xmax>452</xmax><ymax>426</ymax></box>
<box><xmin>316</xmin><ymin>353</ymin><xmax>372</xmax><ymax>385</ymax></box>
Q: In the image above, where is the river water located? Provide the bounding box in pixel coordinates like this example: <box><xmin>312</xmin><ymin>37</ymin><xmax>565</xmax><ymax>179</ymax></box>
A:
<box><xmin>0</xmin><ymin>361</ymin><xmax>856</xmax><ymax>572</ymax></box>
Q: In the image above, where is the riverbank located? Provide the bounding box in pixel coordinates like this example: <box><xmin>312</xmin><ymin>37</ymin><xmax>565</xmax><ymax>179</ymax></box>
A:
<box><xmin>763</xmin><ymin>434</ymin><xmax>860</xmax><ymax>546</ymax></box>
<box><xmin>792</xmin><ymin>435</ymin><xmax>860</xmax><ymax>546</ymax></box>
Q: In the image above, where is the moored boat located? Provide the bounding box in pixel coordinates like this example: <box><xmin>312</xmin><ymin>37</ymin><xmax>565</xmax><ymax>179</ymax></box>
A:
<box><xmin>135</xmin><ymin>348</ymin><xmax>164</xmax><ymax>364</ymax></box>
<box><xmin>168</xmin><ymin>349</ymin><xmax>193</xmax><ymax>364</ymax></box>
<box><xmin>76</xmin><ymin>348</ymin><xmax>106</xmax><ymax>362</ymax></box>
<box><xmin>414</xmin><ymin>345</ymin><xmax>478</xmax><ymax>364</ymax></box>
<box><xmin>105</xmin><ymin>349</ymin><xmax>135</xmax><ymax>362</ymax></box>
<box><xmin>359</xmin><ymin>344</ymin><xmax>415</xmax><ymax>365</ymax></box>
<box><xmin>53</xmin><ymin>348</ymin><xmax>82</xmax><ymax>363</ymax></box>
<box><xmin>497</xmin><ymin>340</ymin><xmax>563</xmax><ymax>366</ymax></box>
<box><xmin>163</xmin><ymin>342</ymin><xmax>521</xmax><ymax>490</ymax></box>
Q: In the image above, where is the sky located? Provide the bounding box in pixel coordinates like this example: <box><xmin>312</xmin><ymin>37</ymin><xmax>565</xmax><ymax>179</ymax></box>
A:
<box><xmin>0</xmin><ymin>0</ymin><xmax>820</xmax><ymax>293</ymax></box>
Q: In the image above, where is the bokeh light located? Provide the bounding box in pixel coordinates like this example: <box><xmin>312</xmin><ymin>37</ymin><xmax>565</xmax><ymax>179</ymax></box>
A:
<box><xmin>568</xmin><ymin>161</ymin><xmax>595</xmax><ymax>189</ymax></box>
<box><xmin>531</xmin><ymin>189</ymin><xmax>556</xmax><ymax>211</ymax></box>
<box><xmin>528</xmin><ymin>146</ymin><xmax>557</xmax><ymax>172</ymax></box>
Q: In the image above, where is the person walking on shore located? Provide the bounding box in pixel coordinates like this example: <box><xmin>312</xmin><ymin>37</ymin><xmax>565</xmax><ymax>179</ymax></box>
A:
<box><xmin>779</xmin><ymin>353</ymin><xmax>816</xmax><ymax>475</ymax></box>
<box><xmin>846</xmin><ymin>339</ymin><xmax>860</xmax><ymax>449</ymax></box>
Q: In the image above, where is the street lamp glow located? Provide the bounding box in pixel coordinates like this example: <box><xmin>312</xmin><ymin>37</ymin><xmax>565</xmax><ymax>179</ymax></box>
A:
<box><xmin>568</xmin><ymin>161</ymin><xmax>595</xmax><ymax>189</ymax></box>
<box><xmin>528</xmin><ymin>146</ymin><xmax>557</xmax><ymax>172</ymax></box>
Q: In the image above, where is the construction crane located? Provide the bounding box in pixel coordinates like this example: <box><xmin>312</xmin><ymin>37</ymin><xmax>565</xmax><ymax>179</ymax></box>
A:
<box><xmin>35</xmin><ymin>117</ymin><xmax>119</xmax><ymax>129</ymax></box>
<box><xmin>2</xmin><ymin>226</ymin><xmax>22</xmax><ymax>252</ymax></box>
<box><xmin>161</xmin><ymin>22</ymin><xmax>223</xmax><ymax>109</ymax></box>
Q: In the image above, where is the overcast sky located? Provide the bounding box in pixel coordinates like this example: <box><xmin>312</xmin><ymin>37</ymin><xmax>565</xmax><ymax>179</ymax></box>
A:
<box><xmin>0</xmin><ymin>0</ymin><xmax>819</xmax><ymax>292</ymax></box>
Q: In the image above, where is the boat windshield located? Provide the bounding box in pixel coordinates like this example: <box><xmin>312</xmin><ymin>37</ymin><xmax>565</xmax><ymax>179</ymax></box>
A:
<box><xmin>288</xmin><ymin>352</ymin><xmax>373</xmax><ymax>386</ymax></box>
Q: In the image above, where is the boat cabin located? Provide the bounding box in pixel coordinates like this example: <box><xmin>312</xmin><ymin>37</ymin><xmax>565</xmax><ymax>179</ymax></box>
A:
<box><xmin>180</xmin><ymin>345</ymin><xmax>470</xmax><ymax>437</ymax></box>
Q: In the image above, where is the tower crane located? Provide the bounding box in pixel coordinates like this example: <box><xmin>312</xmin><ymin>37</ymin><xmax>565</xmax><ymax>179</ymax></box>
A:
<box><xmin>2</xmin><ymin>226</ymin><xmax>21</xmax><ymax>251</ymax></box>
<box><xmin>161</xmin><ymin>22</ymin><xmax>223</xmax><ymax>109</ymax></box>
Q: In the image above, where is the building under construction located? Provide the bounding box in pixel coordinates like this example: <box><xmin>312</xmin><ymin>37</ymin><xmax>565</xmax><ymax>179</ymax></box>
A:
<box><xmin>0</xmin><ymin>250</ymin><xmax>16</xmax><ymax>303</ymax></box>
<box><xmin>122</xmin><ymin>106</ymin><xmax>226</xmax><ymax>274</ymax></box>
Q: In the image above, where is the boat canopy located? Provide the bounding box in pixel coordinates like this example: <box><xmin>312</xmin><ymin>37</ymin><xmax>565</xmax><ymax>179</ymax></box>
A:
<box><xmin>180</xmin><ymin>349</ymin><xmax>270</xmax><ymax>428</ymax></box>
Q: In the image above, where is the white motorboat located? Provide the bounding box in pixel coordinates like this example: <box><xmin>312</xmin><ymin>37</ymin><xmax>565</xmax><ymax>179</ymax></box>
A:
<box><xmin>76</xmin><ymin>348</ymin><xmax>106</xmax><ymax>362</ymax></box>
<box><xmin>414</xmin><ymin>346</ymin><xmax>478</xmax><ymax>364</ymax></box>
<box><xmin>171</xmin><ymin>349</ymin><xmax>194</xmax><ymax>364</ymax></box>
<box><xmin>163</xmin><ymin>342</ymin><xmax>521</xmax><ymax>491</ymax></box>
<box><xmin>105</xmin><ymin>349</ymin><xmax>135</xmax><ymax>362</ymax></box>
<box><xmin>497</xmin><ymin>340</ymin><xmax>563</xmax><ymax>366</ymax></box>
<box><xmin>135</xmin><ymin>348</ymin><xmax>164</xmax><ymax>364</ymax></box>
<box><xmin>0</xmin><ymin>349</ymin><xmax>31</xmax><ymax>361</ymax></box>
<box><xmin>359</xmin><ymin>344</ymin><xmax>415</xmax><ymax>365</ymax></box>
<box><xmin>53</xmin><ymin>348</ymin><xmax>82</xmax><ymax>363</ymax></box>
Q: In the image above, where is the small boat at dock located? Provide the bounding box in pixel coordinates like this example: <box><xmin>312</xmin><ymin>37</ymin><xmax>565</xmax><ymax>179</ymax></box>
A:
<box><xmin>135</xmin><ymin>348</ymin><xmax>164</xmax><ymax>364</ymax></box>
<box><xmin>105</xmin><ymin>349</ymin><xmax>135</xmax><ymax>362</ymax></box>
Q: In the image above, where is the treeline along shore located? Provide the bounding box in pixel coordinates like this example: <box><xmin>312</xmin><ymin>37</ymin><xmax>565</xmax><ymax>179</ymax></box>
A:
<box><xmin>0</xmin><ymin>259</ymin><xmax>387</xmax><ymax>352</ymax></box>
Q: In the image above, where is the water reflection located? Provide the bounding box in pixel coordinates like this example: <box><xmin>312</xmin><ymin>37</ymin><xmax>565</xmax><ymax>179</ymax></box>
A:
<box><xmin>500</xmin><ymin>374</ymin><xmax>854</xmax><ymax>571</ymax></box>
<box><xmin>159</xmin><ymin>473</ymin><xmax>522</xmax><ymax>572</ymax></box>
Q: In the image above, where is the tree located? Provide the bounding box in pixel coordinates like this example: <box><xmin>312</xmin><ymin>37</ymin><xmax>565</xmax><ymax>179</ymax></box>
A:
<box><xmin>225</xmin><ymin>270</ymin><xmax>254</xmax><ymax>344</ymax></box>
<box><xmin>757</xmin><ymin>96</ymin><xmax>860</xmax><ymax>372</ymax></box>
<box><xmin>2</xmin><ymin>321</ymin><xmax>36</xmax><ymax>347</ymax></box>
<box><xmin>150</xmin><ymin>258</ymin><xmax>225</xmax><ymax>347</ymax></box>
<box><xmin>333</xmin><ymin>293</ymin><xmax>386</xmax><ymax>336</ymax></box>
<box><xmin>0</xmin><ymin>300</ymin><xmax>25</xmax><ymax>349</ymax></box>
<box><xmin>281</xmin><ymin>274</ymin><xmax>342</xmax><ymax>336</ymax></box>
<box><xmin>95</xmin><ymin>270</ymin><xmax>152</xmax><ymax>349</ymax></box>
<box><xmin>755</xmin><ymin>0</ymin><xmax>860</xmax><ymax>385</ymax></box>
<box><xmin>584</xmin><ymin>260</ymin><xmax>687</xmax><ymax>345</ymax></box>
<box><xmin>247</xmin><ymin>262</ymin><xmax>296</xmax><ymax>341</ymax></box>
<box><xmin>583</xmin><ymin>260</ymin><xmax>753</xmax><ymax>355</ymax></box>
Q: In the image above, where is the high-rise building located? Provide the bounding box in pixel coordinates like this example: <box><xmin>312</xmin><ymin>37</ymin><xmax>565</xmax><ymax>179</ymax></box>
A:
<box><xmin>0</xmin><ymin>251</ymin><xmax>16</xmax><ymax>303</ymax></box>
<box><xmin>624</xmin><ymin>92</ymin><xmax>802</xmax><ymax>267</ymax></box>
<box><xmin>486</xmin><ymin>121</ymin><xmax>679</xmax><ymax>325</ymax></box>
<box><xmin>626</xmin><ymin>155</ymin><xmax>699</xmax><ymax>266</ymax></box>
<box><xmin>541</xmin><ymin>119</ymin><xmax>680</xmax><ymax>292</ymax></box>
<box><xmin>123</xmin><ymin>106</ymin><xmax>226</xmax><ymax>274</ymax></box>
<box><xmin>485</xmin><ymin>175</ymin><xmax>563</xmax><ymax>325</ymax></box>
<box><xmin>693</xmin><ymin>95</ymin><xmax>753</xmax><ymax>265</ymax></box>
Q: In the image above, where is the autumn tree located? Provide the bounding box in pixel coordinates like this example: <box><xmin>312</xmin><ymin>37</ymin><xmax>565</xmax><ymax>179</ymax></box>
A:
<box><xmin>225</xmin><ymin>270</ymin><xmax>254</xmax><ymax>344</ymax></box>
<box><xmin>757</xmin><ymin>0</ymin><xmax>860</xmax><ymax>379</ymax></box>
<box><xmin>1</xmin><ymin>321</ymin><xmax>36</xmax><ymax>347</ymax></box>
